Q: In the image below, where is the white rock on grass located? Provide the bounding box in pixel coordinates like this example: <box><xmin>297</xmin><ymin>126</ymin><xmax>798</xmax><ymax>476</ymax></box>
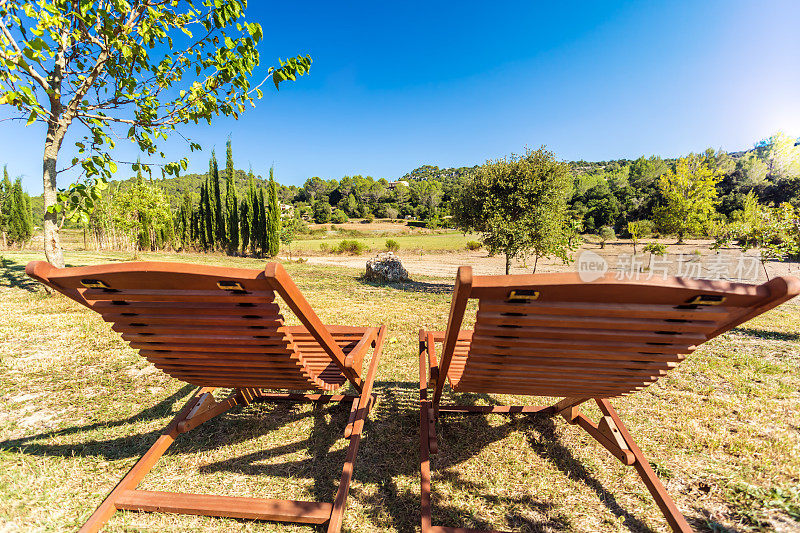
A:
<box><xmin>364</xmin><ymin>252</ymin><xmax>410</xmax><ymax>282</ymax></box>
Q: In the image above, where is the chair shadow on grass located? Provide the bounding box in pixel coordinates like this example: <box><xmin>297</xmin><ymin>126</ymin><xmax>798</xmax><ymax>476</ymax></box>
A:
<box><xmin>2</xmin><ymin>380</ymin><xmax>678</xmax><ymax>532</ymax></box>
<box><xmin>732</xmin><ymin>326</ymin><xmax>800</xmax><ymax>342</ymax></box>
<box><xmin>0</xmin><ymin>256</ymin><xmax>40</xmax><ymax>291</ymax></box>
<box><xmin>431</xmin><ymin>392</ymin><xmax>657</xmax><ymax>533</ymax></box>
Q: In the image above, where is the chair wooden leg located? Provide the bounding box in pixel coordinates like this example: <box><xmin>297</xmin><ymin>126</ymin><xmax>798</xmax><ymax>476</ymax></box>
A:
<box><xmin>79</xmin><ymin>373</ymin><xmax>382</xmax><ymax>533</ymax></box>
<box><xmin>596</xmin><ymin>399</ymin><xmax>693</xmax><ymax>533</ymax></box>
<box><xmin>78</xmin><ymin>387</ymin><xmax>216</xmax><ymax>533</ymax></box>
<box><xmin>327</xmin><ymin>325</ymin><xmax>386</xmax><ymax>533</ymax></box>
<box><xmin>419</xmin><ymin>337</ymin><xmax>434</xmax><ymax>532</ymax></box>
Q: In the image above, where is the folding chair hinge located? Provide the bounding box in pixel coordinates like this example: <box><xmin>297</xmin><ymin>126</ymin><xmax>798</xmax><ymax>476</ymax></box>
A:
<box><xmin>428</xmin><ymin>366</ymin><xmax>439</xmax><ymax>392</ymax></box>
<box><xmin>552</xmin><ymin>397</ymin><xmax>588</xmax><ymax>423</ymax></box>
<box><xmin>427</xmin><ymin>407</ymin><xmax>438</xmax><ymax>455</ymax></box>
<box><xmin>598</xmin><ymin>416</ymin><xmax>629</xmax><ymax>451</ymax></box>
<box><xmin>183</xmin><ymin>393</ymin><xmax>214</xmax><ymax>420</ymax></box>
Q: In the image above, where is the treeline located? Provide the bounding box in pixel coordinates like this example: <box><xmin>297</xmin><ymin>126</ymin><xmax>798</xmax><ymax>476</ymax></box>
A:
<box><xmin>0</xmin><ymin>165</ymin><xmax>34</xmax><ymax>248</ymax></box>
<box><xmin>85</xmin><ymin>140</ymin><xmax>283</xmax><ymax>257</ymax></box>
<box><xmin>15</xmin><ymin>130</ymin><xmax>800</xmax><ymax>257</ymax></box>
<box><xmin>284</xmin><ymin>174</ymin><xmax>453</xmax><ymax>225</ymax></box>
<box><xmin>567</xmin><ymin>131</ymin><xmax>800</xmax><ymax>236</ymax></box>
<box><xmin>453</xmin><ymin>143</ymin><xmax>800</xmax><ymax>274</ymax></box>
<box><xmin>254</xmin><ymin>132</ymin><xmax>800</xmax><ymax>234</ymax></box>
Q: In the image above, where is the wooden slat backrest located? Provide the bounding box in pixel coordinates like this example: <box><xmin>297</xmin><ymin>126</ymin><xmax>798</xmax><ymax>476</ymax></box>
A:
<box><xmin>434</xmin><ymin>267</ymin><xmax>800</xmax><ymax>401</ymax></box>
<box><xmin>26</xmin><ymin>261</ymin><xmax>354</xmax><ymax>391</ymax></box>
<box><xmin>264</xmin><ymin>263</ymin><xmax>361</xmax><ymax>388</ymax></box>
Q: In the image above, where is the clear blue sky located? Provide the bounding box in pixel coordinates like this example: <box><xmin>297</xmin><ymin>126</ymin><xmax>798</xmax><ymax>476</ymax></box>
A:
<box><xmin>2</xmin><ymin>0</ymin><xmax>799</xmax><ymax>194</ymax></box>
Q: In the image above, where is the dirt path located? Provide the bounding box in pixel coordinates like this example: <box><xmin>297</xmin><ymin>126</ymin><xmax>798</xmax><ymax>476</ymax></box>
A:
<box><xmin>300</xmin><ymin>240</ymin><xmax>800</xmax><ymax>282</ymax></box>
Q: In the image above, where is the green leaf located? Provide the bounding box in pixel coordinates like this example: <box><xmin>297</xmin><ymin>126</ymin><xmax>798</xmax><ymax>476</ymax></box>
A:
<box><xmin>26</xmin><ymin>110</ymin><xmax>37</xmax><ymax>126</ymax></box>
<box><xmin>109</xmin><ymin>161</ymin><xmax>118</xmax><ymax>173</ymax></box>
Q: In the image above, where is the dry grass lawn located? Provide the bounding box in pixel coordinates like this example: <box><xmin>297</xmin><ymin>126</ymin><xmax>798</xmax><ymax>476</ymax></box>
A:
<box><xmin>0</xmin><ymin>249</ymin><xmax>798</xmax><ymax>532</ymax></box>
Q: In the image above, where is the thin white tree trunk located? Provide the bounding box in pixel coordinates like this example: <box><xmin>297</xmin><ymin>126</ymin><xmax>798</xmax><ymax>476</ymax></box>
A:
<box><xmin>42</xmin><ymin>120</ymin><xmax>66</xmax><ymax>267</ymax></box>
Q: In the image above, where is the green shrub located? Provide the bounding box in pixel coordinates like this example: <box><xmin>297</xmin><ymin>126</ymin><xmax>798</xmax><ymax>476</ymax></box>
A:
<box><xmin>313</xmin><ymin>201</ymin><xmax>332</xmax><ymax>224</ymax></box>
<box><xmin>425</xmin><ymin>217</ymin><xmax>439</xmax><ymax>229</ymax></box>
<box><xmin>637</xmin><ymin>219</ymin><xmax>655</xmax><ymax>237</ymax></box>
<box><xmin>334</xmin><ymin>239</ymin><xmax>368</xmax><ymax>255</ymax></box>
<box><xmin>385</xmin><ymin>239</ymin><xmax>400</xmax><ymax>252</ymax></box>
<box><xmin>643</xmin><ymin>242</ymin><xmax>667</xmax><ymax>256</ymax></box>
<box><xmin>331</xmin><ymin>209</ymin><xmax>348</xmax><ymax>224</ymax></box>
<box><xmin>466</xmin><ymin>240</ymin><xmax>482</xmax><ymax>251</ymax></box>
<box><xmin>598</xmin><ymin>226</ymin><xmax>615</xmax><ymax>248</ymax></box>
<box><xmin>360</xmin><ymin>213</ymin><xmax>375</xmax><ymax>223</ymax></box>
<box><xmin>319</xmin><ymin>243</ymin><xmax>330</xmax><ymax>253</ymax></box>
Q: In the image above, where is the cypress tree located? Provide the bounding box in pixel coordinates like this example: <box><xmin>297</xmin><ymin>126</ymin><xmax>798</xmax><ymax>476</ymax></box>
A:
<box><xmin>249</xmin><ymin>179</ymin><xmax>260</xmax><ymax>256</ymax></box>
<box><xmin>8</xmin><ymin>178</ymin><xmax>33</xmax><ymax>245</ymax></box>
<box><xmin>202</xmin><ymin>179</ymin><xmax>214</xmax><ymax>250</ymax></box>
<box><xmin>179</xmin><ymin>192</ymin><xmax>192</xmax><ymax>248</ymax></box>
<box><xmin>267</xmin><ymin>167</ymin><xmax>281</xmax><ymax>257</ymax></box>
<box><xmin>258</xmin><ymin>187</ymin><xmax>268</xmax><ymax>256</ymax></box>
<box><xmin>210</xmin><ymin>151</ymin><xmax>225</xmax><ymax>249</ymax></box>
<box><xmin>225</xmin><ymin>139</ymin><xmax>239</xmax><ymax>255</ymax></box>
<box><xmin>240</xmin><ymin>169</ymin><xmax>254</xmax><ymax>255</ymax></box>
<box><xmin>190</xmin><ymin>206</ymin><xmax>200</xmax><ymax>248</ymax></box>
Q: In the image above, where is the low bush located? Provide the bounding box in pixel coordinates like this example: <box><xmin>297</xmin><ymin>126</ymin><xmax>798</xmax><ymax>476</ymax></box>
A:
<box><xmin>331</xmin><ymin>209</ymin><xmax>349</xmax><ymax>224</ymax></box>
<box><xmin>334</xmin><ymin>239</ymin><xmax>368</xmax><ymax>255</ymax></box>
<box><xmin>385</xmin><ymin>239</ymin><xmax>400</xmax><ymax>252</ymax></box>
<box><xmin>466</xmin><ymin>240</ymin><xmax>482</xmax><ymax>251</ymax></box>
<box><xmin>319</xmin><ymin>243</ymin><xmax>330</xmax><ymax>253</ymax></box>
<box><xmin>643</xmin><ymin>242</ymin><xmax>667</xmax><ymax>256</ymax></box>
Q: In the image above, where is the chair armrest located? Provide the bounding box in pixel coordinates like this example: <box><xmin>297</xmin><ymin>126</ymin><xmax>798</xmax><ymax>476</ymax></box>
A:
<box><xmin>344</xmin><ymin>328</ymin><xmax>378</xmax><ymax>374</ymax></box>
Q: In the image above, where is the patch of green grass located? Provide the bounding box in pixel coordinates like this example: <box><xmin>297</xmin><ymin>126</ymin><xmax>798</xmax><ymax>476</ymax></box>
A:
<box><xmin>727</xmin><ymin>484</ymin><xmax>800</xmax><ymax>529</ymax></box>
<box><xmin>291</xmin><ymin>231</ymin><xmax>477</xmax><ymax>253</ymax></box>
<box><xmin>0</xmin><ymin>249</ymin><xmax>799</xmax><ymax>531</ymax></box>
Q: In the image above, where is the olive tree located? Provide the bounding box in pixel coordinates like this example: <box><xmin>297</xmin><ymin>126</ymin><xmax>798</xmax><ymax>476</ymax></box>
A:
<box><xmin>653</xmin><ymin>154</ymin><xmax>719</xmax><ymax>244</ymax></box>
<box><xmin>453</xmin><ymin>147</ymin><xmax>574</xmax><ymax>274</ymax></box>
<box><xmin>0</xmin><ymin>0</ymin><xmax>311</xmax><ymax>267</ymax></box>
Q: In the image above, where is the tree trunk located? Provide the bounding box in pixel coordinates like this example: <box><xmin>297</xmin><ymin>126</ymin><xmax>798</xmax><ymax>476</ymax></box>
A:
<box><xmin>43</xmin><ymin>121</ymin><xmax>66</xmax><ymax>267</ymax></box>
<box><xmin>533</xmin><ymin>254</ymin><xmax>539</xmax><ymax>273</ymax></box>
<box><xmin>505</xmin><ymin>253</ymin><xmax>510</xmax><ymax>275</ymax></box>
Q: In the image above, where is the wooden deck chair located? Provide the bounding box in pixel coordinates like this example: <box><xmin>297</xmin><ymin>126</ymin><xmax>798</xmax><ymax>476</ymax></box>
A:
<box><xmin>418</xmin><ymin>267</ymin><xmax>799</xmax><ymax>533</ymax></box>
<box><xmin>26</xmin><ymin>260</ymin><xmax>386</xmax><ymax>533</ymax></box>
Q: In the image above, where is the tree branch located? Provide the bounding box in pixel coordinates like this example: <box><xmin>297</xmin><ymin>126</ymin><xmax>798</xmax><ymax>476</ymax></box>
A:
<box><xmin>0</xmin><ymin>17</ymin><xmax>50</xmax><ymax>91</ymax></box>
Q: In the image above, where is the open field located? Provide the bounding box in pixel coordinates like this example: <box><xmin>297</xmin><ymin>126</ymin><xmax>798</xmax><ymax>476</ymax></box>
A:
<box><xmin>302</xmin><ymin>240</ymin><xmax>800</xmax><ymax>283</ymax></box>
<box><xmin>1</xmin><ymin>249</ymin><xmax>799</xmax><ymax>532</ymax></box>
<box><xmin>292</xmin><ymin>232</ymin><xmax>475</xmax><ymax>254</ymax></box>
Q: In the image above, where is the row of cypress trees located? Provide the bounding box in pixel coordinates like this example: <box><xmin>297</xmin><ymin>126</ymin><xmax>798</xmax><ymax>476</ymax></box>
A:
<box><xmin>177</xmin><ymin>140</ymin><xmax>281</xmax><ymax>257</ymax></box>
<box><xmin>0</xmin><ymin>165</ymin><xmax>33</xmax><ymax>248</ymax></box>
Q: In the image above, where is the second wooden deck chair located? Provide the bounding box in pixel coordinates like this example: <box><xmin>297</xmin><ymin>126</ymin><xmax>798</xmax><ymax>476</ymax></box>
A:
<box><xmin>419</xmin><ymin>267</ymin><xmax>799</xmax><ymax>533</ymax></box>
<box><xmin>26</xmin><ymin>260</ymin><xmax>386</xmax><ymax>533</ymax></box>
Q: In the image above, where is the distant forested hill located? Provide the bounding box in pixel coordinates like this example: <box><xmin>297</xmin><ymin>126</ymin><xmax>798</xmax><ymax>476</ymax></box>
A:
<box><xmin>18</xmin><ymin>132</ymin><xmax>799</xmax><ymax>234</ymax></box>
<box><xmin>112</xmin><ymin>169</ymin><xmax>267</xmax><ymax>207</ymax></box>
